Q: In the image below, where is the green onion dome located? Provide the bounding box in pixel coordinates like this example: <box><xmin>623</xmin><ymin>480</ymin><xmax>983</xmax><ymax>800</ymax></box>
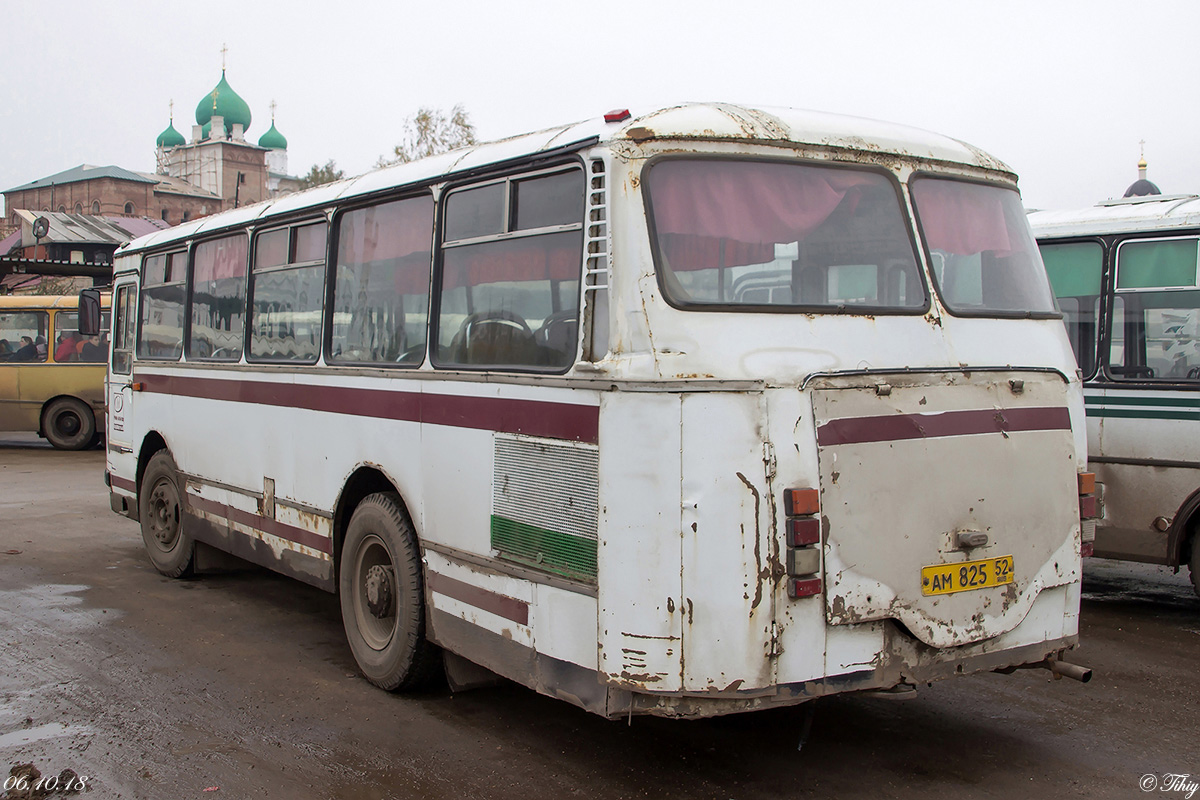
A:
<box><xmin>156</xmin><ymin>120</ymin><xmax>185</xmax><ymax>148</ymax></box>
<box><xmin>258</xmin><ymin>121</ymin><xmax>287</xmax><ymax>150</ymax></box>
<box><xmin>200</xmin><ymin>121</ymin><xmax>212</xmax><ymax>140</ymax></box>
<box><xmin>195</xmin><ymin>70</ymin><xmax>252</xmax><ymax>135</ymax></box>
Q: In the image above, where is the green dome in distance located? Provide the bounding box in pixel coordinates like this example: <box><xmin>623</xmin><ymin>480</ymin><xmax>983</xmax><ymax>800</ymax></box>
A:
<box><xmin>195</xmin><ymin>70</ymin><xmax>252</xmax><ymax>135</ymax></box>
<box><xmin>156</xmin><ymin>120</ymin><xmax>185</xmax><ymax>148</ymax></box>
<box><xmin>200</xmin><ymin>121</ymin><xmax>212</xmax><ymax>140</ymax></box>
<box><xmin>258</xmin><ymin>121</ymin><xmax>287</xmax><ymax>150</ymax></box>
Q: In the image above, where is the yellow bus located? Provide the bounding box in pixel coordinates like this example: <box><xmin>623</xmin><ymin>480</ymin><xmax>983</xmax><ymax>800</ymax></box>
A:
<box><xmin>0</xmin><ymin>295</ymin><xmax>109</xmax><ymax>449</ymax></box>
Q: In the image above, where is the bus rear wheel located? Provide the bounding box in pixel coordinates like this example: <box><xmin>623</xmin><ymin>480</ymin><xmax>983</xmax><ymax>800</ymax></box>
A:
<box><xmin>42</xmin><ymin>397</ymin><xmax>96</xmax><ymax>450</ymax></box>
<box><xmin>139</xmin><ymin>450</ymin><xmax>195</xmax><ymax>578</ymax></box>
<box><xmin>339</xmin><ymin>492</ymin><xmax>440</xmax><ymax>690</ymax></box>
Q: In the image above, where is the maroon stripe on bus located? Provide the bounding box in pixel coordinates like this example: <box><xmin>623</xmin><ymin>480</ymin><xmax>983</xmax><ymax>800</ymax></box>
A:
<box><xmin>816</xmin><ymin>406</ymin><xmax>1071</xmax><ymax>447</ymax></box>
<box><xmin>137</xmin><ymin>374</ymin><xmax>598</xmax><ymax>444</ymax></box>
<box><xmin>187</xmin><ymin>494</ymin><xmax>333</xmax><ymax>555</ymax></box>
<box><xmin>426</xmin><ymin>570</ymin><xmax>530</xmax><ymax>626</ymax></box>
<box><xmin>110</xmin><ymin>475</ymin><xmax>136</xmax><ymax>493</ymax></box>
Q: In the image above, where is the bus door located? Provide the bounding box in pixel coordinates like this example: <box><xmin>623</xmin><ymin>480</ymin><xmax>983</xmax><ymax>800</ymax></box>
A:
<box><xmin>106</xmin><ymin>281</ymin><xmax>139</xmax><ymax>456</ymax></box>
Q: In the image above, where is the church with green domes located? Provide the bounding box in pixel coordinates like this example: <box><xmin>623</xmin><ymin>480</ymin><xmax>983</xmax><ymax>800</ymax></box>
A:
<box><xmin>5</xmin><ymin>57</ymin><xmax>300</xmax><ymax>231</ymax></box>
<box><xmin>155</xmin><ymin>61</ymin><xmax>301</xmax><ymax>213</ymax></box>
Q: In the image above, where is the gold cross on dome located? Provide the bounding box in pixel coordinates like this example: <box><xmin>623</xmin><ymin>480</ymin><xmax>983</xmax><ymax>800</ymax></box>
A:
<box><xmin>270</xmin><ymin>100</ymin><xmax>277</xmax><ymax>121</ymax></box>
<box><xmin>221</xmin><ymin>43</ymin><xmax>228</xmax><ymax>70</ymax></box>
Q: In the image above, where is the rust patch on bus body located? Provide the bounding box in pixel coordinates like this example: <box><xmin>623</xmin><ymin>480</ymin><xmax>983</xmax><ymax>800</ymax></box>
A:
<box><xmin>625</xmin><ymin>127</ymin><xmax>655</xmax><ymax>143</ymax></box>
<box><xmin>736</xmin><ymin>472</ymin><xmax>765</xmax><ymax>611</ymax></box>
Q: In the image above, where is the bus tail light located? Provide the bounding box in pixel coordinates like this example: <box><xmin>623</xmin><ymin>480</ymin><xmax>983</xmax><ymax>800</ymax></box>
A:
<box><xmin>787</xmin><ymin>517</ymin><xmax>820</xmax><ymax>547</ymax></box>
<box><xmin>1078</xmin><ymin>472</ymin><xmax>1098</xmax><ymax>557</ymax></box>
<box><xmin>788</xmin><ymin>578</ymin><xmax>822</xmax><ymax>598</ymax></box>
<box><xmin>1078</xmin><ymin>472</ymin><xmax>1099</xmax><ymax>521</ymax></box>
<box><xmin>784</xmin><ymin>487</ymin><xmax>822</xmax><ymax>598</ymax></box>
<box><xmin>784</xmin><ymin>488</ymin><xmax>819</xmax><ymax>516</ymax></box>
<box><xmin>604</xmin><ymin>109</ymin><xmax>631</xmax><ymax>123</ymax></box>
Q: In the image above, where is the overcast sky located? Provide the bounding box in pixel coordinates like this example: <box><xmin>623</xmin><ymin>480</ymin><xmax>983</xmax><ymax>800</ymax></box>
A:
<box><xmin>2</xmin><ymin>0</ymin><xmax>1195</xmax><ymax>215</ymax></box>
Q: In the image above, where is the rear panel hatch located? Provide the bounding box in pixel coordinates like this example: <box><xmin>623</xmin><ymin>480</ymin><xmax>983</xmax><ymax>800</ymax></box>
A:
<box><xmin>812</xmin><ymin>370</ymin><xmax>1079</xmax><ymax>648</ymax></box>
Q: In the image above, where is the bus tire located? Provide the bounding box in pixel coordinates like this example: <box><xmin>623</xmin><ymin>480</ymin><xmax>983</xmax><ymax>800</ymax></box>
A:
<box><xmin>339</xmin><ymin>492</ymin><xmax>440</xmax><ymax>691</ymax></box>
<box><xmin>139</xmin><ymin>450</ymin><xmax>195</xmax><ymax>578</ymax></box>
<box><xmin>42</xmin><ymin>397</ymin><xmax>96</xmax><ymax>450</ymax></box>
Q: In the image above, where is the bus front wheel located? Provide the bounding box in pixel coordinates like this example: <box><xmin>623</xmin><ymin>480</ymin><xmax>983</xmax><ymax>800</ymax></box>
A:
<box><xmin>339</xmin><ymin>492</ymin><xmax>440</xmax><ymax>690</ymax></box>
<box><xmin>42</xmin><ymin>397</ymin><xmax>96</xmax><ymax>450</ymax></box>
<box><xmin>139</xmin><ymin>450</ymin><xmax>195</xmax><ymax>578</ymax></box>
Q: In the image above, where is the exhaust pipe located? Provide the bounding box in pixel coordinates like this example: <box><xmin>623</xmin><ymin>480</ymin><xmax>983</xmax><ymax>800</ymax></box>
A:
<box><xmin>1049</xmin><ymin>658</ymin><xmax>1092</xmax><ymax>683</ymax></box>
<box><xmin>994</xmin><ymin>653</ymin><xmax>1093</xmax><ymax>683</ymax></box>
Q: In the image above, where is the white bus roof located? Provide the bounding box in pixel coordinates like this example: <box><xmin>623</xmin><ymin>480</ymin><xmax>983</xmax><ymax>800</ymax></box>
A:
<box><xmin>118</xmin><ymin>102</ymin><xmax>1014</xmax><ymax>256</ymax></box>
<box><xmin>1029</xmin><ymin>194</ymin><xmax>1200</xmax><ymax>239</ymax></box>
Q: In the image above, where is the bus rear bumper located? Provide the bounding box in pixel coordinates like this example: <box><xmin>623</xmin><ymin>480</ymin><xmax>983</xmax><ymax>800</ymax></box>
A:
<box><xmin>619</xmin><ymin>633</ymin><xmax>1080</xmax><ymax>719</ymax></box>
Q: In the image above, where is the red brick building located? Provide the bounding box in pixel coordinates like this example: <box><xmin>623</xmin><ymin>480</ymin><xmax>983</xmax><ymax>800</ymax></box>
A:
<box><xmin>3</xmin><ymin>165</ymin><xmax>222</xmax><ymax>229</ymax></box>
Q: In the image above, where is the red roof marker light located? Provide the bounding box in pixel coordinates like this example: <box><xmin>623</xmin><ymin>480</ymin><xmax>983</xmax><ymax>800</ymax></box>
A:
<box><xmin>604</xmin><ymin>109</ymin><xmax>631</xmax><ymax>123</ymax></box>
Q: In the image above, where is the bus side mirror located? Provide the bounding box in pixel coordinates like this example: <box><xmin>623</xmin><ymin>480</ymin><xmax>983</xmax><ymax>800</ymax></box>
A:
<box><xmin>78</xmin><ymin>289</ymin><xmax>103</xmax><ymax>336</ymax></box>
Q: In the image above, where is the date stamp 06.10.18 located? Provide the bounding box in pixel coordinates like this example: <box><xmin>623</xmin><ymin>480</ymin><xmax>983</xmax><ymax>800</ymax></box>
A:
<box><xmin>3</xmin><ymin>764</ymin><xmax>88</xmax><ymax>798</ymax></box>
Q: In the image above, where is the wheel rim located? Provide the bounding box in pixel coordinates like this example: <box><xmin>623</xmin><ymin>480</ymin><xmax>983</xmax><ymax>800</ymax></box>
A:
<box><xmin>146</xmin><ymin>476</ymin><xmax>181</xmax><ymax>553</ymax></box>
<box><xmin>54</xmin><ymin>410</ymin><xmax>82</xmax><ymax>438</ymax></box>
<box><xmin>353</xmin><ymin>534</ymin><xmax>397</xmax><ymax>651</ymax></box>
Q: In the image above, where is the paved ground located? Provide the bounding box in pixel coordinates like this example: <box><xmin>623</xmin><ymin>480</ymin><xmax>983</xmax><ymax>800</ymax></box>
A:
<box><xmin>1</xmin><ymin>433</ymin><xmax>1197</xmax><ymax>799</ymax></box>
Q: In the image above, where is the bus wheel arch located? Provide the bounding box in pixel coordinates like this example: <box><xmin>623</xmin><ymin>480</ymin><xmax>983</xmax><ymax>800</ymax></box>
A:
<box><xmin>332</xmin><ymin>467</ymin><xmax>404</xmax><ymax>578</ymax></box>
<box><xmin>336</xmin><ymin>482</ymin><xmax>441</xmax><ymax>690</ymax></box>
<box><xmin>40</xmin><ymin>395</ymin><xmax>97</xmax><ymax>450</ymax></box>
<box><xmin>136</xmin><ymin>431</ymin><xmax>169</xmax><ymax>492</ymax></box>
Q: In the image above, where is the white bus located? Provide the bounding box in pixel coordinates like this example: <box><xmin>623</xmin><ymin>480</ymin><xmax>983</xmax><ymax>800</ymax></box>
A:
<box><xmin>86</xmin><ymin>103</ymin><xmax>1095</xmax><ymax>719</ymax></box>
<box><xmin>1031</xmin><ymin>194</ymin><xmax>1200</xmax><ymax>596</ymax></box>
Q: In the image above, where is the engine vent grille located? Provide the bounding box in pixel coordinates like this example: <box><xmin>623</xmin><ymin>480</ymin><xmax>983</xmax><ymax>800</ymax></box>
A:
<box><xmin>492</xmin><ymin>433</ymin><xmax>599</xmax><ymax>581</ymax></box>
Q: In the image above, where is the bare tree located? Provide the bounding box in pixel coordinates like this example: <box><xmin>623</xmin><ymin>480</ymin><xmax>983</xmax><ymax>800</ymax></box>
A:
<box><xmin>378</xmin><ymin>105</ymin><xmax>477</xmax><ymax>167</ymax></box>
<box><xmin>299</xmin><ymin>160</ymin><xmax>346</xmax><ymax>190</ymax></box>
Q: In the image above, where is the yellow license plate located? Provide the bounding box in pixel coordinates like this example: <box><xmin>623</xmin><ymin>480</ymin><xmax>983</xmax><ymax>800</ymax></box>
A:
<box><xmin>921</xmin><ymin>555</ymin><xmax>1014</xmax><ymax>596</ymax></box>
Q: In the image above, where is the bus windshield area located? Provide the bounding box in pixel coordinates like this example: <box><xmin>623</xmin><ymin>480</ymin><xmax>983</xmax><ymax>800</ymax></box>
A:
<box><xmin>910</xmin><ymin>178</ymin><xmax>1057</xmax><ymax>317</ymax></box>
<box><xmin>646</xmin><ymin>159</ymin><xmax>926</xmax><ymax>312</ymax></box>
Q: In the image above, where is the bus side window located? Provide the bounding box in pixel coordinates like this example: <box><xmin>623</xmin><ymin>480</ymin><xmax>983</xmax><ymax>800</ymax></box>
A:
<box><xmin>53</xmin><ymin>310</ymin><xmax>109</xmax><ymax>364</ymax></box>
<box><xmin>0</xmin><ymin>311</ymin><xmax>48</xmax><ymax>363</ymax></box>
<box><xmin>138</xmin><ymin>252</ymin><xmax>186</xmax><ymax>361</ymax></box>
<box><xmin>1109</xmin><ymin>238</ymin><xmax>1200</xmax><ymax>380</ymax></box>
<box><xmin>1040</xmin><ymin>241</ymin><xmax>1104</xmax><ymax>378</ymax></box>
<box><xmin>330</xmin><ymin>196</ymin><xmax>433</xmax><ymax>365</ymax></box>
<box><xmin>250</xmin><ymin>222</ymin><xmax>325</xmax><ymax>362</ymax></box>
<box><xmin>112</xmin><ymin>286</ymin><xmax>134</xmax><ymax>375</ymax></box>
<box><xmin>190</xmin><ymin>234</ymin><xmax>249</xmax><ymax>361</ymax></box>
<box><xmin>436</xmin><ymin>169</ymin><xmax>584</xmax><ymax>372</ymax></box>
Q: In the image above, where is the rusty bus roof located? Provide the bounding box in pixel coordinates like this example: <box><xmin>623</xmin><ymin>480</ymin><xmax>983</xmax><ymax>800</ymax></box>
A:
<box><xmin>118</xmin><ymin>102</ymin><xmax>1016</xmax><ymax>256</ymax></box>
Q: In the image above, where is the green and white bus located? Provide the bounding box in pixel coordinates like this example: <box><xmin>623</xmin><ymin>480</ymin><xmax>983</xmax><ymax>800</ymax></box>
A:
<box><xmin>1031</xmin><ymin>193</ymin><xmax>1200</xmax><ymax>595</ymax></box>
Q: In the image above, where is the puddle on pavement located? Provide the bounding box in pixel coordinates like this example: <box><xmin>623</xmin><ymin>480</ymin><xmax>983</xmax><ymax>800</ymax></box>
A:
<box><xmin>0</xmin><ymin>723</ymin><xmax>91</xmax><ymax>749</ymax></box>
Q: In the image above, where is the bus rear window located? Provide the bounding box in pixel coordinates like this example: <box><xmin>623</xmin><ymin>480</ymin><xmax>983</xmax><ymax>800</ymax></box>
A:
<box><xmin>911</xmin><ymin>178</ymin><xmax>1056</xmax><ymax>316</ymax></box>
<box><xmin>645</xmin><ymin>159</ymin><xmax>925</xmax><ymax>312</ymax></box>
